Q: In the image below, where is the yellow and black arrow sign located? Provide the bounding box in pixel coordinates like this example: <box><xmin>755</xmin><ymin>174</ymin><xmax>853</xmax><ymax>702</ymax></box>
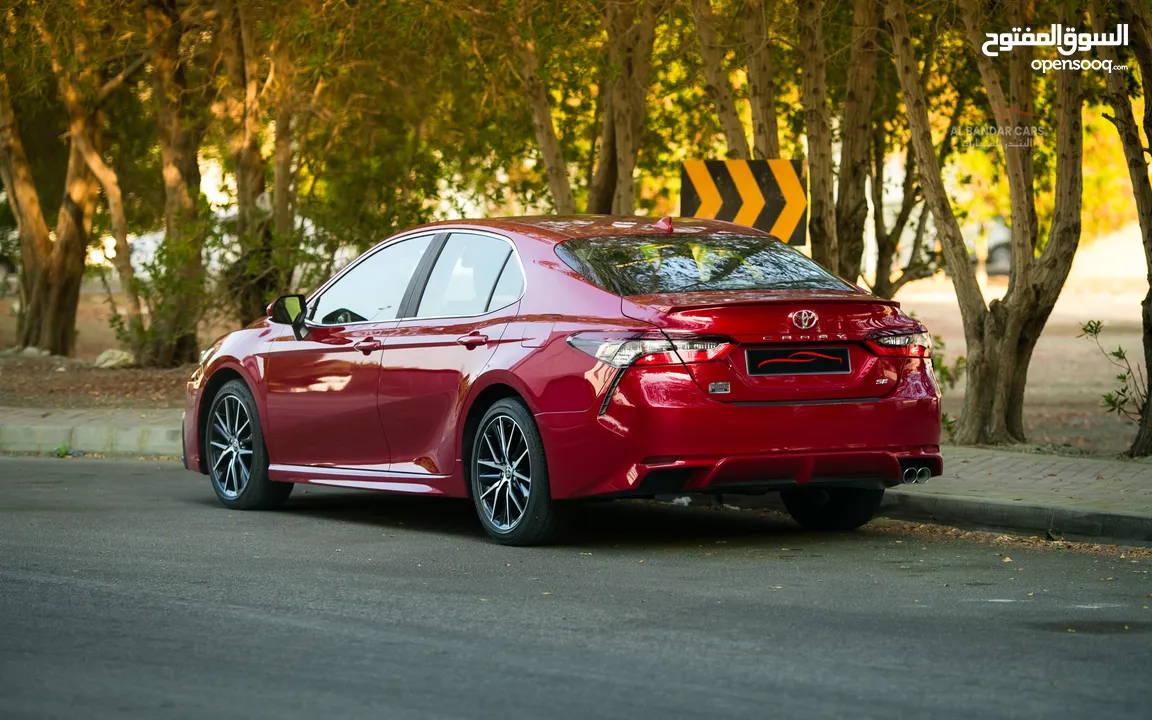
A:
<box><xmin>680</xmin><ymin>159</ymin><xmax>807</xmax><ymax>246</ymax></box>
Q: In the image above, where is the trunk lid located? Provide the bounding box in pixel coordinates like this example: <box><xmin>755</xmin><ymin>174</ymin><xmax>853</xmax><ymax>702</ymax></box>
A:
<box><xmin>622</xmin><ymin>290</ymin><xmax>920</xmax><ymax>403</ymax></box>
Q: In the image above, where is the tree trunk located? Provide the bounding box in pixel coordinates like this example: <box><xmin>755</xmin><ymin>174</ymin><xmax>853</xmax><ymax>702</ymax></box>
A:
<box><xmin>273</xmin><ymin>72</ymin><xmax>294</xmax><ymax>239</ymax></box>
<box><xmin>1001</xmin><ymin>0</ymin><xmax>1083</xmax><ymax>441</ymax></box>
<box><xmin>870</xmin><ymin>56</ymin><xmax>969</xmax><ymax>300</ymax></box>
<box><xmin>587</xmin><ymin>86</ymin><xmax>618</xmax><ymax>214</ymax></box>
<box><xmin>834</xmin><ymin>0</ymin><xmax>879</xmax><ymax>280</ymax></box>
<box><xmin>691</xmin><ymin>0</ymin><xmax>750</xmax><ymax>159</ymax></box>
<box><xmin>958</xmin><ymin>0</ymin><xmax>1034</xmax><ymax>298</ymax></box>
<box><xmin>272</xmin><ymin>40</ymin><xmax>297</xmax><ymax>299</ymax></box>
<box><xmin>886</xmin><ymin>0</ymin><xmax>992</xmax><ymax>443</ymax></box>
<box><xmin>606</xmin><ymin>0</ymin><xmax>663</xmax><ymax>215</ymax></box>
<box><xmin>43</xmin><ymin>29</ymin><xmax>146</xmax><ymax>343</ymax></box>
<box><xmin>28</xmin><ymin>136</ymin><xmax>99</xmax><ymax>357</ymax></box>
<box><xmin>953</xmin><ymin>0</ymin><xmax>1030</xmax><ymax>444</ymax></box>
<box><xmin>216</xmin><ymin>0</ymin><xmax>279</xmax><ymax>326</ymax></box>
<box><xmin>742</xmin><ymin>0</ymin><xmax>779</xmax><ymax>160</ymax></box>
<box><xmin>147</xmin><ymin>1</ymin><xmax>206</xmax><ymax>366</ymax></box>
<box><xmin>797</xmin><ymin>0</ymin><xmax>837</xmax><ymax>273</ymax></box>
<box><xmin>870</xmin><ymin>127</ymin><xmax>923</xmax><ymax>300</ymax></box>
<box><xmin>870</xmin><ymin>130</ymin><xmax>895</xmax><ymax>298</ymax></box>
<box><xmin>70</xmin><ymin>112</ymin><xmax>143</xmax><ymax>337</ymax></box>
<box><xmin>1008</xmin><ymin>0</ymin><xmax>1038</xmax><ymax>251</ymax></box>
<box><xmin>0</xmin><ymin>72</ymin><xmax>53</xmax><ymax>331</ymax></box>
<box><xmin>1097</xmin><ymin>0</ymin><xmax>1152</xmax><ymax>455</ymax></box>
<box><xmin>0</xmin><ymin>72</ymin><xmax>97</xmax><ymax>357</ymax></box>
<box><xmin>215</xmin><ymin>0</ymin><xmax>265</xmax><ymax>238</ymax></box>
<box><xmin>888</xmin><ymin>0</ymin><xmax>1084</xmax><ymax>446</ymax></box>
<box><xmin>514</xmin><ymin>15</ymin><xmax>577</xmax><ymax>214</ymax></box>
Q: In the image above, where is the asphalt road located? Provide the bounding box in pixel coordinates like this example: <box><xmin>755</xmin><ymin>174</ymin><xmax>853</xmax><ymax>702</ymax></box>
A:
<box><xmin>1</xmin><ymin>457</ymin><xmax>1150</xmax><ymax>720</ymax></box>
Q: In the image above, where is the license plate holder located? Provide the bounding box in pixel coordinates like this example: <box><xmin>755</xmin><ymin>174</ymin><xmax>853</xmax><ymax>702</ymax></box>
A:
<box><xmin>746</xmin><ymin>346</ymin><xmax>852</xmax><ymax>376</ymax></box>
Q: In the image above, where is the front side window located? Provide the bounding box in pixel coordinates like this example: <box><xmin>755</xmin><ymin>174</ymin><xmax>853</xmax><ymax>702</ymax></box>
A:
<box><xmin>416</xmin><ymin>233</ymin><xmax>515</xmax><ymax>318</ymax></box>
<box><xmin>311</xmin><ymin>235</ymin><xmax>433</xmax><ymax>325</ymax></box>
<box><xmin>555</xmin><ymin>234</ymin><xmax>852</xmax><ymax>296</ymax></box>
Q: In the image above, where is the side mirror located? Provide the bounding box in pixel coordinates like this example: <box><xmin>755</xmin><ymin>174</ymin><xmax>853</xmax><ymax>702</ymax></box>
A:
<box><xmin>268</xmin><ymin>294</ymin><xmax>307</xmax><ymax>326</ymax></box>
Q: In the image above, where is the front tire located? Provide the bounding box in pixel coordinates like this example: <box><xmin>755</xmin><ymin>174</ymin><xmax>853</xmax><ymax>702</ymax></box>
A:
<box><xmin>781</xmin><ymin>487</ymin><xmax>884</xmax><ymax>531</ymax></box>
<box><xmin>205</xmin><ymin>379</ymin><xmax>292</xmax><ymax>510</ymax></box>
<box><xmin>470</xmin><ymin>398</ymin><xmax>559</xmax><ymax>546</ymax></box>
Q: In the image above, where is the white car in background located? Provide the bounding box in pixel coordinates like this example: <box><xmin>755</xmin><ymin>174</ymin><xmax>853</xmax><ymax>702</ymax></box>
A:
<box><xmin>123</xmin><ymin>212</ymin><xmax>358</xmax><ymax>288</ymax></box>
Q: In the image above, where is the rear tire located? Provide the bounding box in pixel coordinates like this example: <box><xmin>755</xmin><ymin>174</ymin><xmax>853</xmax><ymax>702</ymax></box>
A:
<box><xmin>205</xmin><ymin>379</ymin><xmax>292</xmax><ymax>510</ymax></box>
<box><xmin>470</xmin><ymin>398</ymin><xmax>559</xmax><ymax>546</ymax></box>
<box><xmin>781</xmin><ymin>487</ymin><xmax>884</xmax><ymax>531</ymax></box>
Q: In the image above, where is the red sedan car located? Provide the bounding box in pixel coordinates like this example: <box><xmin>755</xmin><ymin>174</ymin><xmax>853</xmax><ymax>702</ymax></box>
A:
<box><xmin>183</xmin><ymin>216</ymin><xmax>941</xmax><ymax>545</ymax></box>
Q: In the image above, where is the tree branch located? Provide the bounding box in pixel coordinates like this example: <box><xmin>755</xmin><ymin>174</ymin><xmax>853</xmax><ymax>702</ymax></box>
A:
<box><xmin>94</xmin><ymin>52</ymin><xmax>148</xmax><ymax>107</ymax></box>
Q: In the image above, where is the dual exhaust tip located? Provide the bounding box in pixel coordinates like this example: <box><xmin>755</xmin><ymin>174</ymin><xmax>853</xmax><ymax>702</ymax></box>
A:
<box><xmin>901</xmin><ymin>466</ymin><xmax>932</xmax><ymax>484</ymax></box>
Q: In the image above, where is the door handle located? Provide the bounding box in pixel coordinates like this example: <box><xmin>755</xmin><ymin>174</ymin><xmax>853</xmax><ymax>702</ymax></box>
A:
<box><xmin>456</xmin><ymin>333</ymin><xmax>488</xmax><ymax>349</ymax></box>
<box><xmin>353</xmin><ymin>337</ymin><xmax>383</xmax><ymax>354</ymax></box>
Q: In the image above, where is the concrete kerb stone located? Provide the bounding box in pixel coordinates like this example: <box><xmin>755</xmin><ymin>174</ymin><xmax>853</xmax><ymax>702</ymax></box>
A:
<box><xmin>707</xmin><ymin>491</ymin><xmax>1152</xmax><ymax>545</ymax></box>
<box><xmin>139</xmin><ymin>426</ymin><xmax>183</xmax><ymax>456</ymax></box>
<box><xmin>70</xmin><ymin>425</ymin><xmax>115</xmax><ymax>453</ymax></box>
<box><xmin>0</xmin><ymin>425</ymin><xmax>73</xmax><ymax>453</ymax></box>
<box><xmin>880</xmin><ymin>491</ymin><xmax>1152</xmax><ymax>544</ymax></box>
<box><xmin>0</xmin><ymin>423</ymin><xmax>182</xmax><ymax>456</ymax></box>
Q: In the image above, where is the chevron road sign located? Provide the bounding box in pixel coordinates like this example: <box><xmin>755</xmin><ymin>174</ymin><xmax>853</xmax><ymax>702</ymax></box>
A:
<box><xmin>680</xmin><ymin>159</ymin><xmax>807</xmax><ymax>246</ymax></box>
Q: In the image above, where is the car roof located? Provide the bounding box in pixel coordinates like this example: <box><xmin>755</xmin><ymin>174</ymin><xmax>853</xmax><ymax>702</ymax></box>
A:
<box><xmin>415</xmin><ymin>215</ymin><xmax>772</xmax><ymax>245</ymax></box>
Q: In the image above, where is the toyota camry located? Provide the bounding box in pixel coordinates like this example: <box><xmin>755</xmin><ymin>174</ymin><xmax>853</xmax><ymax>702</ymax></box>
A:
<box><xmin>183</xmin><ymin>216</ymin><xmax>942</xmax><ymax>545</ymax></box>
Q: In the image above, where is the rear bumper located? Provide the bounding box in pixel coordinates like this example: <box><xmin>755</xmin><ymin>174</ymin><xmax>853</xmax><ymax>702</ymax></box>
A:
<box><xmin>537</xmin><ymin>362</ymin><xmax>941</xmax><ymax>499</ymax></box>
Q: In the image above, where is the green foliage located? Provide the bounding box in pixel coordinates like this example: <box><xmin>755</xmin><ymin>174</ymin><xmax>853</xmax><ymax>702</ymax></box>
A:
<box><xmin>931</xmin><ymin>334</ymin><xmax>966</xmax><ymax>394</ymax></box>
<box><xmin>932</xmin><ymin>334</ymin><xmax>965</xmax><ymax>440</ymax></box>
<box><xmin>1078</xmin><ymin>320</ymin><xmax>1148</xmax><ymax>424</ymax></box>
<box><xmin>941</xmin><ymin>413</ymin><xmax>958</xmax><ymax>441</ymax></box>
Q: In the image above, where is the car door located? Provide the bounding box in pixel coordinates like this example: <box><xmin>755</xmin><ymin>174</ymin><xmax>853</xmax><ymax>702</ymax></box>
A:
<box><xmin>377</xmin><ymin>231</ymin><xmax>526</xmax><ymax>475</ymax></box>
<box><xmin>264</xmin><ymin>233</ymin><xmax>437</xmax><ymax>470</ymax></box>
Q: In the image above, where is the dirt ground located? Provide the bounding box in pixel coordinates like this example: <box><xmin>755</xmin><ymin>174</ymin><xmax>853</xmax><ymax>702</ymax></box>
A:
<box><xmin>0</xmin><ymin>285</ymin><xmax>220</xmax><ymax>408</ymax></box>
<box><xmin>0</xmin><ymin>270</ymin><xmax>1146</xmax><ymax>455</ymax></box>
<box><xmin>0</xmin><ymin>356</ymin><xmax>190</xmax><ymax>408</ymax></box>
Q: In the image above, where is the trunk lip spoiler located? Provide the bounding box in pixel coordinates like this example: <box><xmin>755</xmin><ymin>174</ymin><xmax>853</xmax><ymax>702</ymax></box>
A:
<box><xmin>623</xmin><ymin>294</ymin><xmax>900</xmax><ymax>313</ymax></box>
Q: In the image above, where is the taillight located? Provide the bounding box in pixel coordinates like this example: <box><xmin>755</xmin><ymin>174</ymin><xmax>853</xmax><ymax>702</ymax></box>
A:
<box><xmin>568</xmin><ymin>332</ymin><xmax>733</xmax><ymax>368</ymax></box>
<box><xmin>865</xmin><ymin>331</ymin><xmax>932</xmax><ymax>357</ymax></box>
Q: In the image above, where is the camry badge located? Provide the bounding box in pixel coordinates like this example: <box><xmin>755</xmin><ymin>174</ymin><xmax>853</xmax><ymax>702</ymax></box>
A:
<box><xmin>791</xmin><ymin>309</ymin><xmax>819</xmax><ymax>330</ymax></box>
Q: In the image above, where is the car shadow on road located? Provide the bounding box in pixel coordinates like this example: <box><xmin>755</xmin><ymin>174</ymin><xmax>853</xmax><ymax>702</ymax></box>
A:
<box><xmin>269</xmin><ymin>489</ymin><xmax>834</xmax><ymax>550</ymax></box>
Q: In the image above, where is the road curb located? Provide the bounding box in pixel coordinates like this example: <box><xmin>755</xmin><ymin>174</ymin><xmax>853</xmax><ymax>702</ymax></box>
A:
<box><xmin>0</xmin><ymin>423</ymin><xmax>182</xmax><ymax>457</ymax></box>
<box><xmin>720</xmin><ymin>490</ymin><xmax>1152</xmax><ymax>545</ymax></box>
<box><xmin>879</xmin><ymin>490</ymin><xmax>1152</xmax><ymax>544</ymax></box>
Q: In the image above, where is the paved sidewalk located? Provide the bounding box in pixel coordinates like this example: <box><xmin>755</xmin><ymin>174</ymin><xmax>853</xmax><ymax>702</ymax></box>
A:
<box><xmin>1</xmin><ymin>406</ymin><xmax>1149</xmax><ymax>542</ymax></box>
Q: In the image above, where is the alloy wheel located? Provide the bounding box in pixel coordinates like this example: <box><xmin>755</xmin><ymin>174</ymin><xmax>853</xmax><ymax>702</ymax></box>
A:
<box><xmin>476</xmin><ymin>414</ymin><xmax>531</xmax><ymax>531</ymax></box>
<box><xmin>208</xmin><ymin>394</ymin><xmax>254</xmax><ymax>499</ymax></box>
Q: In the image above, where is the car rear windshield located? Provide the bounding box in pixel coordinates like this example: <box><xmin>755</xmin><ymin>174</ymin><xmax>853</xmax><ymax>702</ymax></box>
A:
<box><xmin>555</xmin><ymin>233</ymin><xmax>852</xmax><ymax>296</ymax></box>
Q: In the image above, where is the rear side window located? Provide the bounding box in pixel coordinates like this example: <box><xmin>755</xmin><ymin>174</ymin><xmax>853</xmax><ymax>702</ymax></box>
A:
<box><xmin>487</xmin><ymin>258</ymin><xmax>525</xmax><ymax>311</ymax></box>
<box><xmin>555</xmin><ymin>234</ymin><xmax>851</xmax><ymax>296</ymax></box>
<box><xmin>416</xmin><ymin>233</ymin><xmax>514</xmax><ymax>318</ymax></box>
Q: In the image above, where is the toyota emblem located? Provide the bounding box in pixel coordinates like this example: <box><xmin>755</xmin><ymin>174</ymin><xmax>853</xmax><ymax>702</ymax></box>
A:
<box><xmin>791</xmin><ymin>309</ymin><xmax>819</xmax><ymax>330</ymax></box>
